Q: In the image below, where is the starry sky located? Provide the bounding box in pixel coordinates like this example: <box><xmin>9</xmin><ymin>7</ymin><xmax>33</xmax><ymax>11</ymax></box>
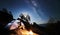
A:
<box><xmin>0</xmin><ymin>0</ymin><xmax>60</xmax><ymax>24</ymax></box>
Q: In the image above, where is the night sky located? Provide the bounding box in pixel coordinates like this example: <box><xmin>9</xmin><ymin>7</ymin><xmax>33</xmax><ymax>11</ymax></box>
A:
<box><xmin>0</xmin><ymin>0</ymin><xmax>60</xmax><ymax>24</ymax></box>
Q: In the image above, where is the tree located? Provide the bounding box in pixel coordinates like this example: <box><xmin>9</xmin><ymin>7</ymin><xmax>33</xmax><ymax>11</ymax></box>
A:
<box><xmin>0</xmin><ymin>8</ymin><xmax>13</xmax><ymax>35</ymax></box>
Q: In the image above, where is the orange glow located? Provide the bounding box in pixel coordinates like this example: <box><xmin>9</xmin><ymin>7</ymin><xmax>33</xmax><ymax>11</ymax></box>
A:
<box><xmin>10</xmin><ymin>22</ymin><xmax>39</xmax><ymax>35</ymax></box>
<box><xmin>16</xmin><ymin>29</ymin><xmax>38</xmax><ymax>35</ymax></box>
<box><xmin>29</xmin><ymin>30</ymin><xmax>33</xmax><ymax>35</ymax></box>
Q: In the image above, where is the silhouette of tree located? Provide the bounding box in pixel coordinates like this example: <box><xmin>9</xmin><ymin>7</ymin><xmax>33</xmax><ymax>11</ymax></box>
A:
<box><xmin>0</xmin><ymin>8</ymin><xmax>13</xmax><ymax>35</ymax></box>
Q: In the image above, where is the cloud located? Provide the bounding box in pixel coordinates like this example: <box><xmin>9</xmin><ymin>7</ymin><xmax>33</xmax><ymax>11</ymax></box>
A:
<box><xmin>31</xmin><ymin>0</ymin><xmax>37</xmax><ymax>7</ymax></box>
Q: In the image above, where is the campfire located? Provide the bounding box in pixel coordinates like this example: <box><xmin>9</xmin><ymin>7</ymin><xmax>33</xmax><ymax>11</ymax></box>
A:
<box><xmin>8</xmin><ymin>20</ymin><xmax>40</xmax><ymax>35</ymax></box>
<box><xmin>14</xmin><ymin>24</ymin><xmax>39</xmax><ymax>35</ymax></box>
<box><xmin>16</xmin><ymin>29</ymin><xmax>38</xmax><ymax>35</ymax></box>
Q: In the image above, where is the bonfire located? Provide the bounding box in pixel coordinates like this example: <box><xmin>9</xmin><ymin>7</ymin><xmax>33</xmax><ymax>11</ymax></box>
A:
<box><xmin>14</xmin><ymin>24</ymin><xmax>39</xmax><ymax>35</ymax></box>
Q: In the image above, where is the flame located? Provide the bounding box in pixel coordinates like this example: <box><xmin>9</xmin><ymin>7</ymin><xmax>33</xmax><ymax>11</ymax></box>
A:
<box><xmin>16</xmin><ymin>29</ymin><xmax>38</xmax><ymax>35</ymax></box>
<box><xmin>15</xmin><ymin>23</ymin><xmax>39</xmax><ymax>35</ymax></box>
<box><xmin>16</xmin><ymin>25</ymin><xmax>38</xmax><ymax>35</ymax></box>
<box><xmin>29</xmin><ymin>30</ymin><xmax>33</xmax><ymax>35</ymax></box>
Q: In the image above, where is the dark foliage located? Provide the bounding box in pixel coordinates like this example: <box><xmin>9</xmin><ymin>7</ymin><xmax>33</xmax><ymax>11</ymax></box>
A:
<box><xmin>45</xmin><ymin>21</ymin><xmax>60</xmax><ymax>35</ymax></box>
<box><xmin>0</xmin><ymin>8</ymin><xmax>13</xmax><ymax>35</ymax></box>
